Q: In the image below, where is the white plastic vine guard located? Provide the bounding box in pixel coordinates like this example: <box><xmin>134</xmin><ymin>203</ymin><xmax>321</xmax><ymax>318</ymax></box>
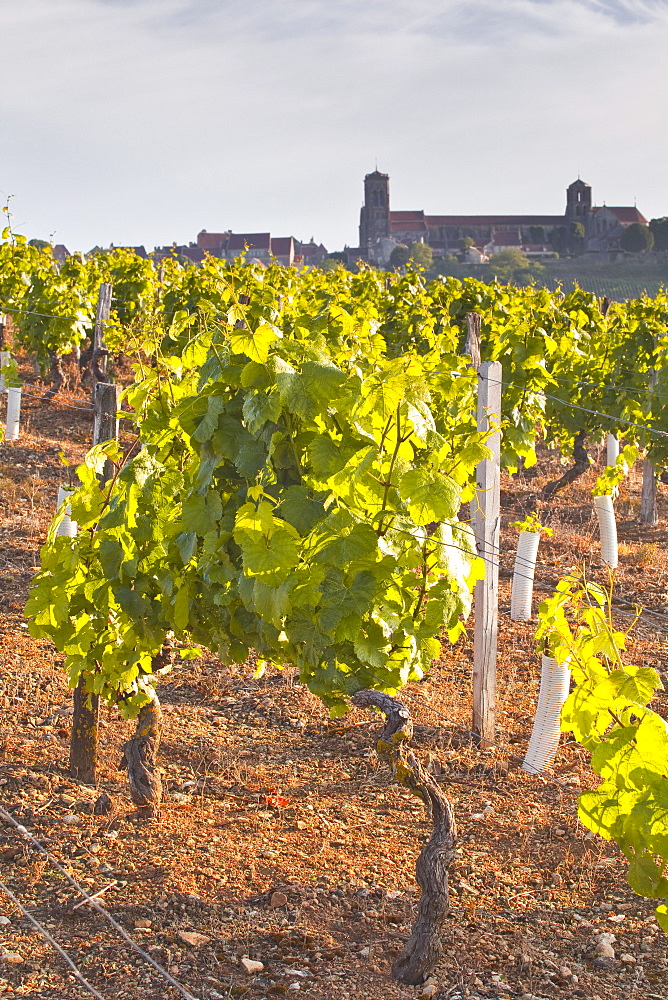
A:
<box><xmin>593</xmin><ymin>494</ymin><xmax>618</xmax><ymax>569</ymax></box>
<box><xmin>523</xmin><ymin>654</ymin><xmax>571</xmax><ymax>775</ymax></box>
<box><xmin>606</xmin><ymin>433</ymin><xmax>619</xmax><ymax>466</ymax></box>
<box><xmin>510</xmin><ymin>530</ymin><xmax>540</xmax><ymax>621</ymax></box>
<box><xmin>56</xmin><ymin>486</ymin><xmax>78</xmax><ymax>538</ymax></box>
<box><xmin>5</xmin><ymin>386</ymin><xmax>21</xmax><ymax>441</ymax></box>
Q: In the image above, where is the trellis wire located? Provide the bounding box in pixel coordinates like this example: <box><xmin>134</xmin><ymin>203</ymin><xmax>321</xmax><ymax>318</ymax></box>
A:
<box><xmin>0</xmin><ymin>878</ymin><xmax>107</xmax><ymax>1000</ymax></box>
<box><xmin>0</xmin><ymin>805</ymin><xmax>198</xmax><ymax>1000</ymax></box>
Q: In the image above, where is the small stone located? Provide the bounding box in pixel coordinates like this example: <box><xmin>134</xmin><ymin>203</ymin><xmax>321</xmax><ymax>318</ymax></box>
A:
<box><xmin>0</xmin><ymin>917</ymin><xmax>10</xmax><ymax>926</ymax></box>
<box><xmin>62</xmin><ymin>814</ymin><xmax>81</xmax><ymax>825</ymax></box>
<box><xmin>170</xmin><ymin>792</ymin><xmax>190</xmax><ymax>803</ymax></box>
<box><xmin>134</xmin><ymin>918</ymin><xmax>152</xmax><ymax>929</ymax></box>
<box><xmin>558</xmin><ymin>966</ymin><xmax>572</xmax><ymax>978</ymax></box>
<box><xmin>270</xmin><ymin>891</ymin><xmax>288</xmax><ymax>908</ymax></box>
<box><xmin>551</xmin><ymin>873</ymin><xmax>563</xmax><ymax>887</ymax></box>
<box><xmin>241</xmin><ymin>958</ymin><xmax>264</xmax><ymax>974</ymax></box>
<box><xmin>421</xmin><ymin>986</ymin><xmax>438</xmax><ymax>999</ymax></box>
<box><xmin>288</xmin><ymin>986</ymin><xmax>301</xmax><ymax>992</ymax></box>
<box><xmin>620</xmin><ymin>952</ymin><xmax>636</xmax><ymax>963</ymax></box>
<box><xmin>359</xmin><ymin>946</ymin><xmax>371</xmax><ymax>958</ymax></box>
<box><xmin>178</xmin><ymin>931</ymin><xmax>210</xmax><ymax>947</ymax></box>
<box><xmin>1</xmin><ymin>952</ymin><xmax>23</xmax><ymax>964</ymax></box>
<box><xmin>93</xmin><ymin>792</ymin><xmax>113</xmax><ymax>816</ymax></box>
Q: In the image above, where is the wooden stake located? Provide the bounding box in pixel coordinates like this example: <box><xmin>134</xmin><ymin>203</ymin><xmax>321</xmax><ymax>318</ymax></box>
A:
<box><xmin>640</xmin><ymin>369</ymin><xmax>658</xmax><ymax>526</ymax></box>
<box><xmin>70</xmin><ymin>381</ymin><xmax>120</xmax><ymax>785</ymax></box>
<box><xmin>91</xmin><ymin>282</ymin><xmax>112</xmax><ymax>391</ymax></box>
<box><xmin>472</xmin><ymin>360</ymin><xmax>501</xmax><ymax>745</ymax></box>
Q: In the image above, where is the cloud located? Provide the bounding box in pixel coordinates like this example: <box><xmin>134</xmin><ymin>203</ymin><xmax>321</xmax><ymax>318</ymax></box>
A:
<box><xmin>0</xmin><ymin>0</ymin><xmax>666</xmax><ymax>250</ymax></box>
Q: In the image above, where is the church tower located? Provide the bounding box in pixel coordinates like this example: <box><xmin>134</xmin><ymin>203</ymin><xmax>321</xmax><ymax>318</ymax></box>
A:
<box><xmin>565</xmin><ymin>178</ymin><xmax>592</xmax><ymax>222</ymax></box>
<box><xmin>359</xmin><ymin>170</ymin><xmax>390</xmax><ymax>249</ymax></box>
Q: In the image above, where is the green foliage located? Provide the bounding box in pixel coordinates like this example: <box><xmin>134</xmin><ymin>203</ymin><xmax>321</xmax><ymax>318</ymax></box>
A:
<box><xmin>592</xmin><ymin>444</ymin><xmax>639</xmax><ymax>497</ymax></box>
<box><xmin>511</xmin><ymin>512</ymin><xmax>553</xmax><ymax>536</ymax></box>
<box><xmin>620</xmin><ymin>223</ymin><xmax>654</xmax><ymax>253</ymax></box>
<box><xmin>409</xmin><ymin>243</ymin><xmax>433</xmax><ymax>270</ymax></box>
<box><xmin>389</xmin><ymin>244</ymin><xmax>410</xmax><ymax>268</ymax></box>
<box><xmin>537</xmin><ymin>573</ymin><xmax>668</xmax><ymax>931</ymax></box>
<box><xmin>649</xmin><ymin>217</ymin><xmax>668</xmax><ymax>252</ymax></box>
<box><xmin>28</xmin><ymin>269</ymin><xmax>491</xmax><ymax>719</ymax></box>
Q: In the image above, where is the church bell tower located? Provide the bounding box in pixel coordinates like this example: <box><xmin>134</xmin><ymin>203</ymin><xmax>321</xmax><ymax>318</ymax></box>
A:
<box><xmin>359</xmin><ymin>170</ymin><xmax>390</xmax><ymax>249</ymax></box>
<box><xmin>566</xmin><ymin>178</ymin><xmax>592</xmax><ymax>222</ymax></box>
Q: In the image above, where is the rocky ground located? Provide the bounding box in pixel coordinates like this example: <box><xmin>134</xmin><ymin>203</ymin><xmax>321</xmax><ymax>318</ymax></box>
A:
<box><xmin>0</xmin><ymin>374</ymin><xmax>666</xmax><ymax>1000</ymax></box>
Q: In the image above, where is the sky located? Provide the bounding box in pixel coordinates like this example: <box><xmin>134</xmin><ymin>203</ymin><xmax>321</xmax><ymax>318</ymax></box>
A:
<box><xmin>1</xmin><ymin>0</ymin><xmax>667</xmax><ymax>253</ymax></box>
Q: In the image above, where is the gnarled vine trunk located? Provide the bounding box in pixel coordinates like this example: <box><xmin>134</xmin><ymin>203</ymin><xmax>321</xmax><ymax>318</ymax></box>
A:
<box><xmin>120</xmin><ymin>692</ymin><xmax>163</xmax><ymax>819</ymax></box>
<box><xmin>542</xmin><ymin>429</ymin><xmax>590</xmax><ymax>499</ymax></box>
<box><xmin>70</xmin><ymin>681</ymin><xmax>99</xmax><ymax>786</ymax></box>
<box><xmin>351</xmin><ymin>690</ymin><xmax>457</xmax><ymax>985</ymax></box>
<box><xmin>43</xmin><ymin>350</ymin><xmax>64</xmax><ymax>401</ymax></box>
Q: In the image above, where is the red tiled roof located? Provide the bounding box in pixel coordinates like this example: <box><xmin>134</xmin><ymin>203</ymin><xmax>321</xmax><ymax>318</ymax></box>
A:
<box><xmin>390</xmin><ymin>211</ymin><xmax>426</xmax><ymax>222</ymax></box>
<box><xmin>425</xmin><ymin>215</ymin><xmax>565</xmax><ymax>226</ymax></box>
<box><xmin>489</xmin><ymin>230</ymin><xmax>522</xmax><ymax>246</ymax></box>
<box><xmin>595</xmin><ymin>206</ymin><xmax>648</xmax><ymax>225</ymax></box>
<box><xmin>197</xmin><ymin>231</ymin><xmax>229</xmax><ymax>250</ymax></box>
<box><xmin>228</xmin><ymin>233</ymin><xmax>271</xmax><ymax>252</ymax></box>
<box><xmin>270</xmin><ymin>237</ymin><xmax>294</xmax><ymax>255</ymax></box>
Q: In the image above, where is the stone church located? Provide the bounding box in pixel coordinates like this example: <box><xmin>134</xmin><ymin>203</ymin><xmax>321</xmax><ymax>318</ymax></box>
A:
<box><xmin>355</xmin><ymin>171</ymin><xmax>647</xmax><ymax>264</ymax></box>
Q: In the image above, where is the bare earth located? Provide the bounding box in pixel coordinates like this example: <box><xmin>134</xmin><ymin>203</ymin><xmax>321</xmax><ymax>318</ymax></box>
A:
<box><xmin>0</xmin><ymin>375</ymin><xmax>666</xmax><ymax>1000</ymax></box>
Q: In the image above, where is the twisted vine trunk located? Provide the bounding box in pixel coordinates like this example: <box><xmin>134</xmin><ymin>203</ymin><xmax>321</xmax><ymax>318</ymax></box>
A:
<box><xmin>43</xmin><ymin>350</ymin><xmax>64</xmax><ymax>401</ymax></box>
<box><xmin>351</xmin><ymin>690</ymin><xmax>457</xmax><ymax>985</ymax></box>
<box><xmin>542</xmin><ymin>429</ymin><xmax>590</xmax><ymax>499</ymax></box>
<box><xmin>69</xmin><ymin>682</ymin><xmax>99</xmax><ymax>785</ymax></box>
<box><xmin>120</xmin><ymin>692</ymin><xmax>163</xmax><ymax>819</ymax></box>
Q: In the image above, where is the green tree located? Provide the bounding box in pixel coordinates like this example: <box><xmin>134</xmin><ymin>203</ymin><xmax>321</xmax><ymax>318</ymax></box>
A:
<box><xmin>528</xmin><ymin>226</ymin><xmax>545</xmax><ymax>244</ymax></box>
<box><xmin>569</xmin><ymin>221</ymin><xmax>586</xmax><ymax>254</ymax></box>
<box><xmin>488</xmin><ymin>248</ymin><xmax>530</xmax><ymax>282</ymax></box>
<box><xmin>649</xmin><ymin>218</ymin><xmax>668</xmax><ymax>252</ymax></box>
<box><xmin>409</xmin><ymin>243</ymin><xmax>433</xmax><ymax>269</ymax></box>
<box><xmin>458</xmin><ymin>237</ymin><xmax>474</xmax><ymax>251</ymax></box>
<box><xmin>320</xmin><ymin>257</ymin><xmax>345</xmax><ymax>272</ymax></box>
<box><xmin>620</xmin><ymin>223</ymin><xmax>654</xmax><ymax>253</ymax></box>
<box><xmin>550</xmin><ymin>226</ymin><xmax>569</xmax><ymax>255</ymax></box>
<box><xmin>28</xmin><ymin>239</ymin><xmax>50</xmax><ymax>250</ymax></box>
<box><xmin>389</xmin><ymin>244</ymin><xmax>410</xmax><ymax>268</ymax></box>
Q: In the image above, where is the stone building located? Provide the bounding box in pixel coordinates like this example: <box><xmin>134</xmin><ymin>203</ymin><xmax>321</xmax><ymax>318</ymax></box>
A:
<box><xmin>355</xmin><ymin>171</ymin><xmax>648</xmax><ymax>264</ymax></box>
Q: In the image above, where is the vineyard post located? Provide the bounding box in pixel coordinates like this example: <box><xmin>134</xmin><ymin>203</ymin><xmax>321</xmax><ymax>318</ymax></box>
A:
<box><xmin>0</xmin><ymin>313</ymin><xmax>5</xmax><ymax>350</ymax></box>
<box><xmin>91</xmin><ymin>282</ymin><xmax>112</xmax><ymax>393</ymax></box>
<box><xmin>472</xmin><ymin>360</ymin><xmax>501</xmax><ymax>745</ymax></box>
<box><xmin>69</xmin><ymin>381</ymin><xmax>120</xmax><ymax>785</ymax></box>
<box><xmin>640</xmin><ymin>369</ymin><xmax>658</xmax><ymax>526</ymax></box>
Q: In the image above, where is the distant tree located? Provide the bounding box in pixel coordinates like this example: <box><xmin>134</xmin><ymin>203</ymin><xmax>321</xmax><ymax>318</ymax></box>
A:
<box><xmin>569</xmin><ymin>221</ymin><xmax>586</xmax><ymax>254</ymax></box>
<box><xmin>429</xmin><ymin>255</ymin><xmax>462</xmax><ymax>279</ymax></box>
<box><xmin>489</xmin><ymin>248</ymin><xmax>530</xmax><ymax>281</ymax></box>
<box><xmin>528</xmin><ymin>226</ymin><xmax>545</xmax><ymax>244</ymax></box>
<box><xmin>389</xmin><ymin>244</ymin><xmax>410</xmax><ymax>268</ymax></box>
<box><xmin>550</xmin><ymin>226</ymin><xmax>569</xmax><ymax>255</ymax></box>
<box><xmin>320</xmin><ymin>256</ymin><xmax>345</xmax><ymax>272</ymax></box>
<box><xmin>327</xmin><ymin>251</ymin><xmax>347</xmax><ymax>263</ymax></box>
<box><xmin>28</xmin><ymin>239</ymin><xmax>50</xmax><ymax>250</ymax></box>
<box><xmin>649</xmin><ymin>218</ymin><xmax>668</xmax><ymax>252</ymax></box>
<box><xmin>409</xmin><ymin>243</ymin><xmax>433</xmax><ymax>269</ymax></box>
<box><xmin>488</xmin><ymin>249</ymin><xmax>544</xmax><ymax>285</ymax></box>
<box><xmin>458</xmin><ymin>237</ymin><xmax>474</xmax><ymax>251</ymax></box>
<box><xmin>620</xmin><ymin>223</ymin><xmax>654</xmax><ymax>253</ymax></box>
